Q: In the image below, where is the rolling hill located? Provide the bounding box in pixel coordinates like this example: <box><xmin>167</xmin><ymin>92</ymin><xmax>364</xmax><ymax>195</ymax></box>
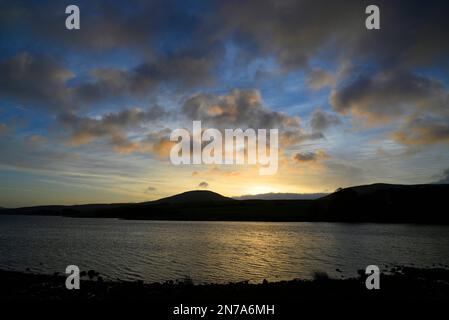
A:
<box><xmin>152</xmin><ymin>190</ymin><xmax>233</xmax><ymax>204</ymax></box>
<box><xmin>1</xmin><ymin>184</ymin><xmax>449</xmax><ymax>224</ymax></box>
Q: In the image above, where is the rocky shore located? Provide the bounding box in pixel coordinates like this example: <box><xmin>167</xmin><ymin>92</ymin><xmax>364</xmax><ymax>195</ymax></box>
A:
<box><xmin>1</xmin><ymin>265</ymin><xmax>449</xmax><ymax>301</ymax></box>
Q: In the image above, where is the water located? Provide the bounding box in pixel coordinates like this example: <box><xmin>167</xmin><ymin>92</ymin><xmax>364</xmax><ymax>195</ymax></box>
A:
<box><xmin>1</xmin><ymin>215</ymin><xmax>449</xmax><ymax>283</ymax></box>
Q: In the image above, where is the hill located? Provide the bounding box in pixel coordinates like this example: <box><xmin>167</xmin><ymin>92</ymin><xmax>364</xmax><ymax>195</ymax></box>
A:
<box><xmin>1</xmin><ymin>184</ymin><xmax>449</xmax><ymax>224</ymax></box>
<box><xmin>152</xmin><ymin>190</ymin><xmax>233</xmax><ymax>204</ymax></box>
<box><xmin>314</xmin><ymin>183</ymin><xmax>449</xmax><ymax>223</ymax></box>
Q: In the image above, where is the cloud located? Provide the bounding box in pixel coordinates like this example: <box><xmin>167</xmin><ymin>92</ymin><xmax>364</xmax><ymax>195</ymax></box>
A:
<box><xmin>190</xmin><ymin>166</ymin><xmax>241</xmax><ymax>178</ymax></box>
<box><xmin>198</xmin><ymin>181</ymin><xmax>209</xmax><ymax>188</ymax></box>
<box><xmin>75</xmin><ymin>55</ymin><xmax>217</xmax><ymax>104</ymax></box>
<box><xmin>58</xmin><ymin>106</ymin><xmax>168</xmax><ymax>153</ymax></box>
<box><xmin>0</xmin><ymin>49</ymin><xmax>217</xmax><ymax>114</ymax></box>
<box><xmin>220</xmin><ymin>0</ymin><xmax>449</xmax><ymax>70</ymax></box>
<box><xmin>25</xmin><ymin>134</ymin><xmax>47</xmax><ymax>147</ymax></box>
<box><xmin>182</xmin><ymin>89</ymin><xmax>298</xmax><ymax>128</ymax></box>
<box><xmin>0</xmin><ymin>133</ymin><xmax>81</xmax><ymax>173</ymax></box>
<box><xmin>307</xmin><ymin>69</ymin><xmax>336</xmax><ymax>90</ymax></box>
<box><xmin>56</xmin><ymin>89</ymin><xmax>327</xmax><ymax>157</ymax></box>
<box><xmin>0</xmin><ymin>123</ymin><xmax>9</xmax><ymax>135</ymax></box>
<box><xmin>4</xmin><ymin>0</ymin><xmax>449</xmax><ymax>79</ymax></box>
<box><xmin>293</xmin><ymin>150</ymin><xmax>330</xmax><ymax>163</ymax></box>
<box><xmin>1</xmin><ymin>1</ymin><xmax>211</xmax><ymax>52</ymax></box>
<box><xmin>279</xmin><ymin>131</ymin><xmax>324</xmax><ymax>147</ymax></box>
<box><xmin>182</xmin><ymin>89</ymin><xmax>323</xmax><ymax>147</ymax></box>
<box><xmin>330</xmin><ymin>70</ymin><xmax>448</xmax><ymax>124</ymax></box>
<box><xmin>2</xmin><ymin>0</ymin><xmax>449</xmax><ymax>196</ymax></box>
<box><xmin>3</xmin><ymin>1</ymin><xmax>449</xmax><ymax>121</ymax></box>
<box><xmin>0</xmin><ymin>2</ymin><xmax>221</xmax><ymax>107</ymax></box>
<box><xmin>0</xmin><ymin>52</ymin><xmax>74</xmax><ymax>111</ymax></box>
<box><xmin>141</xmin><ymin>129</ymin><xmax>176</xmax><ymax>158</ymax></box>
<box><xmin>329</xmin><ymin>68</ymin><xmax>449</xmax><ymax>147</ymax></box>
<box><xmin>391</xmin><ymin>116</ymin><xmax>449</xmax><ymax>146</ymax></box>
<box><xmin>434</xmin><ymin>168</ymin><xmax>449</xmax><ymax>184</ymax></box>
<box><xmin>145</xmin><ymin>186</ymin><xmax>157</xmax><ymax>194</ymax></box>
<box><xmin>310</xmin><ymin>108</ymin><xmax>340</xmax><ymax>132</ymax></box>
<box><xmin>0</xmin><ymin>52</ymin><xmax>212</xmax><ymax>113</ymax></box>
<box><xmin>219</xmin><ymin>0</ymin><xmax>362</xmax><ymax>69</ymax></box>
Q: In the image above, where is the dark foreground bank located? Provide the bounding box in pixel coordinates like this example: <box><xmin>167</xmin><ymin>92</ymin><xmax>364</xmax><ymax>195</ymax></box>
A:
<box><xmin>2</xmin><ymin>266</ymin><xmax>449</xmax><ymax>302</ymax></box>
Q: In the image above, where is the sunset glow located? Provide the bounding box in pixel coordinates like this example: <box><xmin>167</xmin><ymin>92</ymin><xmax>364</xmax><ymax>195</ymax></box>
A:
<box><xmin>1</xmin><ymin>0</ymin><xmax>449</xmax><ymax>207</ymax></box>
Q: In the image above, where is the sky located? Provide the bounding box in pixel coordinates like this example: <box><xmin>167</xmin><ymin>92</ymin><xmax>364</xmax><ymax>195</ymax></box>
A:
<box><xmin>1</xmin><ymin>0</ymin><xmax>449</xmax><ymax>207</ymax></box>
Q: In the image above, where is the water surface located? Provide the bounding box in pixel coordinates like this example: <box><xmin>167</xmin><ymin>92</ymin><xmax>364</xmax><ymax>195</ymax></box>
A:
<box><xmin>1</xmin><ymin>215</ymin><xmax>449</xmax><ymax>283</ymax></box>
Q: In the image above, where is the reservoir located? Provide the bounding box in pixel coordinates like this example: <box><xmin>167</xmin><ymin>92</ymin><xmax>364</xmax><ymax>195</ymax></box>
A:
<box><xmin>1</xmin><ymin>215</ymin><xmax>448</xmax><ymax>283</ymax></box>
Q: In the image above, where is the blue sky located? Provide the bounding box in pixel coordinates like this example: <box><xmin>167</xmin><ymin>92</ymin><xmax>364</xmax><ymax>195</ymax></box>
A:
<box><xmin>1</xmin><ymin>0</ymin><xmax>449</xmax><ymax>207</ymax></box>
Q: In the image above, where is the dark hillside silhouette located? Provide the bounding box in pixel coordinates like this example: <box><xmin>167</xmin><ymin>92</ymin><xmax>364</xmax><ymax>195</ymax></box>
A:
<box><xmin>315</xmin><ymin>183</ymin><xmax>449</xmax><ymax>223</ymax></box>
<box><xmin>152</xmin><ymin>190</ymin><xmax>233</xmax><ymax>204</ymax></box>
<box><xmin>2</xmin><ymin>183</ymin><xmax>449</xmax><ymax>224</ymax></box>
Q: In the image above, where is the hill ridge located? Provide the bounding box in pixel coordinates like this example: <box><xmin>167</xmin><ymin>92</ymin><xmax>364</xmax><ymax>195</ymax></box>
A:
<box><xmin>152</xmin><ymin>190</ymin><xmax>233</xmax><ymax>204</ymax></box>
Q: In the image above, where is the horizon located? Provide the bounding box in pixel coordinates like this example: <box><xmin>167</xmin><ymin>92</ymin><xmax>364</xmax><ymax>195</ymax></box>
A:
<box><xmin>2</xmin><ymin>1</ymin><xmax>449</xmax><ymax>309</ymax></box>
<box><xmin>1</xmin><ymin>0</ymin><xmax>449</xmax><ymax>207</ymax></box>
<box><xmin>1</xmin><ymin>187</ymin><xmax>326</xmax><ymax>208</ymax></box>
<box><xmin>3</xmin><ymin>181</ymin><xmax>449</xmax><ymax>209</ymax></box>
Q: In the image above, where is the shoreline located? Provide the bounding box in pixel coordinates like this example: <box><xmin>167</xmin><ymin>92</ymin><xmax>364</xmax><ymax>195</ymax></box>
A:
<box><xmin>6</xmin><ymin>212</ymin><xmax>449</xmax><ymax>225</ymax></box>
<box><xmin>2</xmin><ymin>266</ymin><xmax>449</xmax><ymax>301</ymax></box>
<box><xmin>3</xmin><ymin>211</ymin><xmax>449</xmax><ymax>225</ymax></box>
<box><xmin>2</xmin><ymin>183</ymin><xmax>449</xmax><ymax>224</ymax></box>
